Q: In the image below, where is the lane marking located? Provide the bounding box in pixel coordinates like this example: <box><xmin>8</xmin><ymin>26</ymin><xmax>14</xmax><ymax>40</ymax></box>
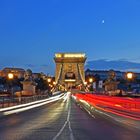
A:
<box><xmin>67</xmin><ymin>94</ymin><xmax>74</xmax><ymax>140</ymax></box>
<box><xmin>52</xmin><ymin>121</ymin><xmax>68</xmax><ymax>140</ymax></box>
<box><xmin>67</xmin><ymin>102</ymin><xmax>71</xmax><ymax>121</ymax></box>
<box><xmin>68</xmin><ymin>121</ymin><xmax>74</xmax><ymax>140</ymax></box>
<box><xmin>52</xmin><ymin>92</ymin><xmax>75</xmax><ymax>140</ymax></box>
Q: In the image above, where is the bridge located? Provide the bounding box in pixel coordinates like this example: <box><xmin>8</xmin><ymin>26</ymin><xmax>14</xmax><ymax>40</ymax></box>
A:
<box><xmin>54</xmin><ymin>53</ymin><xmax>88</xmax><ymax>91</ymax></box>
<box><xmin>0</xmin><ymin>53</ymin><xmax>140</xmax><ymax>140</ymax></box>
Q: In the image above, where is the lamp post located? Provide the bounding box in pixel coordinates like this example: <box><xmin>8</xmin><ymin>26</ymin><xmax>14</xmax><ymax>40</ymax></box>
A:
<box><xmin>53</xmin><ymin>81</ymin><xmax>56</xmax><ymax>86</ymax></box>
<box><xmin>89</xmin><ymin>78</ymin><xmax>93</xmax><ymax>83</ymax></box>
<box><xmin>8</xmin><ymin>73</ymin><xmax>14</xmax><ymax>103</ymax></box>
<box><xmin>47</xmin><ymin>78</ymin><xmax>52</xmax><ymax>83</ymax></box>
<box><xmin>126</xmin><ymin>72</ymin><xmax>133</xmax><ymax>91</ymax></box>
<box><xmin>127</xmin><ymin>72</ymin><xmax>133</xmax><ymax>80</ymax></box>
<box><xmin>8</xmin><ymin>73</ymin><xmax>14</xmax><ymax>91</ymax></box>
<box><xmin>84</xmin><ymin>82</ymin><xmax>87</xmax><ymax>86</ymax></box>
<box><xmin>47</xmin><ymin>77</ymin><xmax>52</xmax><ymax>96</ymax></box>
<box><xmin>8</xmin><ymin>73</ymin><xmax>14</xmax><ymax>80</ymax></box>
<box><xmin>89</xmin><ymin>77</ymin><xmax>94</xmax><ymax>92</ymax></box>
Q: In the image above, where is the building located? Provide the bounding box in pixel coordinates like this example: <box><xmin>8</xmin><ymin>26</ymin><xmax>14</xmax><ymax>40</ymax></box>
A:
<box><xmin>54</xmin><ymin>53</ymin><xmax>86</xmax><ymax>89</ymax></box>
<box><xmin>0</xmin><ymin>70</ymin><xmax>2</xmax><ymax>77</ymax></box>
<box><xmin>85</xmin><ymin>69</ymin><xmax>125</xmax><ymax>80</ymax></box>
<box><xmin>32</xmin><ymin>73</ymin><xmax>41</xmax><ymax>79</ymax></box>
<box><xmin>0</xmin><ymin>67</ymin><xmax>25</xmax><ymax>79</ymax></box>
<box><xmin>135</xmin><ymin>73</ymin><xmax>140</xmax><ymax>80</ymax></box>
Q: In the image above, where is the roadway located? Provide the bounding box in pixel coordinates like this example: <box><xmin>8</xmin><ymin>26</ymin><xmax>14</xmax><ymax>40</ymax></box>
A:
<box><xmin>0</xmin><ymin>95</ymin><xmax>140</xmax><ymax>140</ymax></box>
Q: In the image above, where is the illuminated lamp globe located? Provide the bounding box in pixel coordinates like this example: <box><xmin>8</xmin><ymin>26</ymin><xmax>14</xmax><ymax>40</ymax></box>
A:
<box><xmin>127</xmin><ymin>72</ymin><xmax>133</xmax><ymax>80</ymax></box>
<box><xmin>89</xmin><ymin>78</ymin><xmax>93</xmax><ymax>83</ymax></box>
<box><xmin>84</xmin><ymin>82</ymin><xmax>87</xmax><ymax>85</ymax></box>
<box><xmin>53</xmin><ymin>82</ymin><xmax>56</xmax><ymax>85</ymax></box>
<box><xmin>8</xmin><ymin>73</ymin><xmax>14</xmax><ymax>79</ymax></box>
<box><xmin>47</xmin><ymin>78</ymin><xmax>51</xmax><ymax>83</ymax></box>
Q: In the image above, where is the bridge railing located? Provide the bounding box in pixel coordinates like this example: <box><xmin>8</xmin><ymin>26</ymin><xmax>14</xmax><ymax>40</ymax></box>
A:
<box><xmin>0</xmin><ymin>94</ymin><xmax>49</xmax><ymax>108</ymax></box>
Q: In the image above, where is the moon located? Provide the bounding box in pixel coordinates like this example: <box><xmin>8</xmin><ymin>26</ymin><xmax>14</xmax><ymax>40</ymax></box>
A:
<box><xmin>102</xmin><ymin>20</ymin><xmax>105</xmax><ymax>24</ymax></box>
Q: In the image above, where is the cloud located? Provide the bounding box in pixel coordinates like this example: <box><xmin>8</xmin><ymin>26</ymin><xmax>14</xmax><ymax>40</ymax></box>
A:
<box><xmin>86</xmin><ymin>59</ymin><xmax>140</xmax><ymax>72</ymax></box>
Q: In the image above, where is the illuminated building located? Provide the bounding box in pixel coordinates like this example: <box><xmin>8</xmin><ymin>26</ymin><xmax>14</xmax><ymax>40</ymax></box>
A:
<box><xmin>0</xmin><ymin>67</ymin><xmax>25</xmax><ymax>79</ymax></box>
<box><xmin>54</xmin><ymin>53</ymin><xmax>86</xmax><ymax>89</ymax></box>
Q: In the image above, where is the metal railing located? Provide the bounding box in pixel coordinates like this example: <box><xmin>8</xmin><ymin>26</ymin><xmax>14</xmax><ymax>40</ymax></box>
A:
<box><xmin>0</xmin><ymin>94</ymin><xmax>49</xmax><ymax>108</ymax></box>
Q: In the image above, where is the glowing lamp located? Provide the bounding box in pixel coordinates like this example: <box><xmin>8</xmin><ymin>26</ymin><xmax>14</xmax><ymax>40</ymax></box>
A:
<box><xmin>127</xmin><ymin>72</ymin><xmax>133</xmax><ymax>80</ymax></box>
<box><xmin>84</xmin><ymin>82</ymin><xmax>87</xmax><ymax>85</ymax></box>
<box><xmin>47</xmin><ymin>78</ymin><xmax>51</xmax><ymax>83</ymax></box>
<box><xmin>53</xmin><ymin>82</ymin><xmax>56</xmax><ymax>85</ymax></box>
<box><xmin>8</xmin><ymin>73</ymin><xmax>14</xmax><ymax>79</ymax></box>
<box><xmin>89</xmin><ymin>78</ymin><xmax>93</xmax><ymax>83</ymax></box>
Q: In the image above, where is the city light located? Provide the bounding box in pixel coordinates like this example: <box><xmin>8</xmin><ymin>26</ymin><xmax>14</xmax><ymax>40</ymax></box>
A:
<box><xmin>55</xmin><ymin>54</ymin><xmax>62</xmax><ymax>58</ymax></box>
<box><xmin>8</xmin><ymin>73</ymin><xmax>14</xmax><ymax>79</ymax></box>
<box><xmin>84</xmin><ymin>82</ymin><xmax>87</xmax><ymax>85</ymax></box>
<box><xmin>47</xmin><ymin>78</ymin><xmax>51</xmax><ymax>83</ymax></box>
<box><xmin>65</xmin><ymin>79</ymin><xmax>76</xmax><ymax>82</ymax></box>
<box><xmin>89</xmin><ymin>78</ymin><xmax>93</xmax><ymax>83</ymax></box>
<box><xmin>55</xmin><ymin>53</ymin><xmax>86</xmax><ymax>58</ymax></box>
<box><xmin>64</xmin><ymin>54</ymin><xmax>85</xmax><ymax>58</ymax></box>
<box><xmin>53</xmin><ymin>81</ymin><xmax>56</xmax><ymax>85</ymax></box>
<box><xmin>127</xmin><ymin>72</ymin><xmax>133</xmax><ymax>80</ymax></box>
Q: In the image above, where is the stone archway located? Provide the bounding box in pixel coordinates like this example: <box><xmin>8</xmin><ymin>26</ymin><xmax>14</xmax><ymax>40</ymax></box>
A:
<box><xmin>54</xmin><ymin>53</ymin><xmax>86</xmax><ymax>90</ymax></box>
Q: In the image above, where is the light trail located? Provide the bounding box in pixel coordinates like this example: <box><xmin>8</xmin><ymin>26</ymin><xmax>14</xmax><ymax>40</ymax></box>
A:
<box><xmin>1</xmin><ymin>93</ymin><xmax>67</xmax><ymax>115</ymax></box>
<box><xmin>0</xmin><ymin>94</ymin><xmax>64</xmax><ymax>112</ymax></box>
<box><xmin>3</xmin><ymin>96</ymin><xmax>63</xmax><ymax>115</ymax></box>
<box><xmin>73</xmin><ymin>93</ymin><xmax>140</xmax><ymax>121</ymax></box>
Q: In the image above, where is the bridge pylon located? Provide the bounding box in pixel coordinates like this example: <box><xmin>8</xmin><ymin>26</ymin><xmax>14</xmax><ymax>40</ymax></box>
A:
<box><xmin>54</xmin><ymin>53</ymin><xmax>87</xmax><ymax>91</ymax></box>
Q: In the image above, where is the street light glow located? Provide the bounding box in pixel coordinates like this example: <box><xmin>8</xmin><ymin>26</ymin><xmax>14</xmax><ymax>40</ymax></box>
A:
<box><xmin>89</xmin><ymin>78</ymin><xmax>93</xmax><ymax>83</ymax></box>
<box><xmin>53</xmin><ymin>82</ymin><xmax>56</xmax><ymax>85</ymax></box>
<box><xmin>8</xmin><ymin>73</ymin><xmax>14</xmax><ymax>79</ymax></box>
<box><xmin>55</xmin><ymin>53</ymin><xmax>86</xmax><ymax>58</ymax></box>
<box><xmin>127</xmin><ymin>72</ymin><xmax>133</xmax><ymax>80</ymax></box>
<box><xmin>47</xmin><ymin>78</ymin><xmax>51</xmax><ymax>83</ymax></box>
<box><xmin>84</xmin><ymin>82</ymin><xmax>87</xmax><ymax>85</ymax></box>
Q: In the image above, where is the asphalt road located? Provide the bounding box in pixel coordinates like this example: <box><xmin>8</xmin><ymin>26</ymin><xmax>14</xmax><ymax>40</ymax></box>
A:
<box><xmin>0</xmin><ymin>96</ymin><xmax>140</xmax><ymax>140</ymax></box>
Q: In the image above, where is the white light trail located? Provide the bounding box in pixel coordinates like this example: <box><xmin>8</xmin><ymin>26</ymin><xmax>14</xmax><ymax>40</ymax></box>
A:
<box><xmin>0</xmin><ymin>93</ymin><xmax>65</xmax><ymax>112</ymax></box>
<box><xmin>63</xmin><ymin>92</ymin><xmax>71</xmax><ymax>102</ymax></box>
<box><xmin>3</xmin><ymin>94</ymin><xmax>65</xmax><ymax>115</ymax></box>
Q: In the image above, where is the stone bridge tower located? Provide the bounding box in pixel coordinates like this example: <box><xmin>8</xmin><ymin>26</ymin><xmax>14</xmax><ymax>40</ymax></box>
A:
<box><xmin>54</xmin><ymin>53</ymin><xmax>86</xmax><ymax>90</ymax></box>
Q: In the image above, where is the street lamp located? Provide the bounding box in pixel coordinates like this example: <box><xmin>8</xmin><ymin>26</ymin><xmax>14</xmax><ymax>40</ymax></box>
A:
<box><xmin>47</xmin><ymin>78</ymin><xmax>51</xmax><ymax>83</ymax></box>
<box><xmin>89</xmin><ymin>78</ymin><xmax>93</xmax><ymax>83</ymax></box>
<box><xmin>8</xmin><ymin>73</ymin><xmax>14</xmax><ymax>102</ymax></box>
<box><xmin>127</xmin><ymin>72</ymin><xmax>133</xmax><ymax>80</ymax></box>
<box><xmin>84</xmin><ymin>82</ymin><xmax>87</xmax><ymax>85</ymax></box>
<box><xmin>126</xmin><ymin>72</ymin><xmax>134</xmax><ymax>92</ymax></box>
<box><xmin>53</xmin><ymin>81</ymin><xmax>56</xmax><ymax>85</ymax></box>
<box><xmin>8</xmin><ymin>73</ymin><xmax>14</xmax><ymax>80</ymax></box>
<box><xmin>88</xmin><ymin>77</ymin><xmax>94</xmax><ymax>92</ymax></box>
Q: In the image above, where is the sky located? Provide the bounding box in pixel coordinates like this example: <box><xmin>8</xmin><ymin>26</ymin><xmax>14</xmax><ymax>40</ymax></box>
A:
<box><xmin>0</xmin><ymin>0</ymin><xmax>140</xmax><ymax>74</ymax></box>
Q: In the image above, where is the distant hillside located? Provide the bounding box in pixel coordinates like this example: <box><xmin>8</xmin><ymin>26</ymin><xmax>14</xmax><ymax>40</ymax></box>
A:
<box><xmin>86</xmin><ymin>59</ymin><xmax>140</xmax><ymax>72</ymax></box>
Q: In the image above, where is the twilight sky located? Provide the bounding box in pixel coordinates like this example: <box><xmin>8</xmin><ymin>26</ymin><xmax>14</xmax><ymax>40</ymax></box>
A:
<box><xmin>0</xmin><ymin>0</ymin><xmax>140</xmax><ymax>74</ymax></box>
